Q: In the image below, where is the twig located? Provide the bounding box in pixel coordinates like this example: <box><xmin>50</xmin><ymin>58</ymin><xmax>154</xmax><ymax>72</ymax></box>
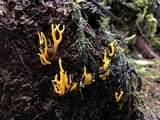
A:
<box><xmin>92</xmin><ymin>0</ymin><xmax>126</xmax><ymax>27</ymax></box>
<box><xmin>32</xmin><ymin>111</ymin><xmax>47</xmax><ymax>120</ymax></box>
<box><xmin>135</xmin><ymin>20</ymin><xmax>149</xmax><ymax>43</ymax></box>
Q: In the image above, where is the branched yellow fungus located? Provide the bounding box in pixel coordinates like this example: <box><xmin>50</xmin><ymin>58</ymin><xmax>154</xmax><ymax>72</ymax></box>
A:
<box><xmin>52</xmin><ymin>58</ymin><xmax>77</xmax><ymax>96</ymax></box>
<box><xmin>82</xmin><ymin>66</ymin><xmax>94</xmax><ymax>86</ymax></box>
<box><xmin>38</xmin><ymin>23</ymin><xmax>65</xmax><ymax>65</ymax></box>
<box><xmin>58</xmin><ymin>57</ymin><xmax>64</xmax><ymax>73</ymax></box>
<box><xmin>115</xmin><ymin>91</ymin><xmax>124</xmax><ymax>102</ymax></box>
<box><xmin>52</xmin><ymin>74</ymin><xmax>65</xmax><ymax>96</ymax></box>
<box><xmin>99</xmin><ymin>50</ymin><xmax>110</xmax><ymax>80</ymax></box>
<box><xmin>38</xmin><ymin>32</ymin><xmax>44</xmax><ymax>45</ymax></box>
<box><xmin>99</xmin><ymin>70</ymin><xmax>110</xmax><ymax>80</ymax></box>
<box><xmin>109</xmin><ymin>42</ymin><xmax>115</xmax><ymax>57</ymax></box>
<box><xmin>51</xmin><ymin>24</ymin><xmax>65</xmax><ymax>56</ymax></box>
<box><xmin>68</xmin><ymin>74</ymin><xmax>77</xmax><ymax>91</ymax></box>
<box><xmin>37</xmin><ymin>32</ymin><xmax>51</xmax><ymax>65</ymax></box>
<box><xmin>100</xmin><ymin>50</ymin><xmax>111</xmax><ymax>70</ymax></box>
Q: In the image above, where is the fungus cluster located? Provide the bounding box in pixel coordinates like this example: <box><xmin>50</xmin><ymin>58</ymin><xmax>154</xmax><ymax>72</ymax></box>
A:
<box><xmin>98</xmin><ymin>42</ymin><xmax>124</xmax><ymax>102</ymax></box>
<box><xmin>98</xmin><ymin>42</ymin><xmax>115</xmax><ymax>80</ymax></box>
<box><xmin>51</xmin><ymin>58</ymin><xmax>94</xmax><ymax>96</ymax></box>
<box><xmin>51</xmin><ymin>58</ymin><xmax>77</xmax><ymax>96</ymax></box>
<box><xmin>37</xmin><ymin>25</ymin><xmax>123</xmax><ymax>101</ymax></box>
<box><xmin>38</xmin><ymin>24</ymin><xmax>65</xmax><ymax>65</ymax></box>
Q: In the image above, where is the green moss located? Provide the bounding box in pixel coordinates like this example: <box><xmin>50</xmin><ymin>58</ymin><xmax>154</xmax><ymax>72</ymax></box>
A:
<box><xmin>150</xmin><ymin>37</ymin><xmax>160</xmax><ymax>54</ymax></box>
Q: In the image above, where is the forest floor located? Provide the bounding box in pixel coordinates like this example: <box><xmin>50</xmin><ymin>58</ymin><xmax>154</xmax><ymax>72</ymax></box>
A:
<box><xmin>131</xmin><ymin>58</ymin><xmax>160</xmax><ymax>118</ymax></box>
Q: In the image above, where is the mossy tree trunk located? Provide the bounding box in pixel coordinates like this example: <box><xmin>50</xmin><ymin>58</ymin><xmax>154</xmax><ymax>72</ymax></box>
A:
<box><xmin>0</xmin><ymin>1</ymin><xmax>159</xmax><ymax>120</ymax></box>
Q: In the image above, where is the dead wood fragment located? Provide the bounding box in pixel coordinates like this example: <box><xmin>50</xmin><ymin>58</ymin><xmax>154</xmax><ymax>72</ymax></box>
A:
<box><xmin>134</xmin><ymin>36</ymin><xmax>159</xmax><ymax>59</ymax></box>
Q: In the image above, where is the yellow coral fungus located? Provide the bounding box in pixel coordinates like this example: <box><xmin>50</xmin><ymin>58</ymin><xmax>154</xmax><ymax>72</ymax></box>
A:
<box><xmin>98</xmin><ymin>42</ymin><xmax>115</xmax><ymax>80</ymax></box>
<box><xmin>68</xmin><ymin>74</ymin><xmax>77</xmax><ymax>91</ymax></box>
<box><xmin>38</xmin><ymin>23</ymin><xmax>65</xmax><ymax>65</ymax></box>
<box><xmin>52</xmin><ymin>58</ymin><xmax>77</xmax><ymax>96</ymax></box>
<box><xmin>108</xmin><ymin>42</ymin><xmax>115</xmax><ymax>57</ymax></box>
<box><xmin>37</xmin><ymin>32</ymin><xmax>51</xmax><ymax>65</ymax></box>
<box><xmin>58</xmin><ymin>57</ymin><xmax>64</xmax><ymax>73</ymax></box>
<box><xmin>82</xmin><ymin>66</ymin><xmax>94</xmax><ymax>86</ymax></box>
<box><xmin>99</xmin><ymin>70</ymin><xmax>110</xmax><ymax>80</ymax></box>
<box><xmin>51</xmin><ymin>24</ymin><xmax>65</xmax><ymax>56</ymax></box>
<box><xmin>115</xmin><ymin>91</ymin><xmax>124</xmax><ymax>102</ymax></box>
<box><xmin>99</xmin><ymin>50</ymin><xmax>111</xmax><ymax>80</ymax></box>
<box><xmin>52</xmin><ymin>74</ymin><xmax>65</xmax><ymax>96</ymax></box>
<box><xmin>100</xmin><ymin>50</ymin><xmax>111</xmax><ymax>70</ymax></box>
